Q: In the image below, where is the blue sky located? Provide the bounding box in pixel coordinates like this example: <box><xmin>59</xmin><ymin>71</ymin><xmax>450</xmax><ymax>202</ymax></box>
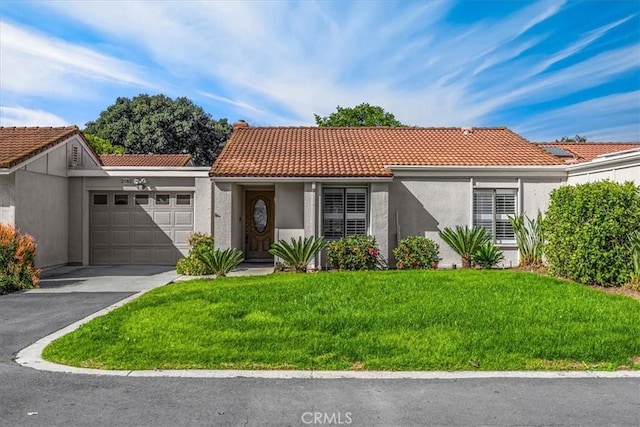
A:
<box><xmin>1</xmin><ymin>0</ymin><xmax>639</xmax><ymax>141</ymax></box>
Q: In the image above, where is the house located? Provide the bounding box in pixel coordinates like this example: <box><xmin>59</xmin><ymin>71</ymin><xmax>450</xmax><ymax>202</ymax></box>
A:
<box><xmin>0</xmin><ymin>126</ymin><xmax>211</xmax><ymax>267</ymax></box>
<box><xmin>1</xmin><ymin>125</ymin><xmax>638</xmax><ymax>269</ymax></box>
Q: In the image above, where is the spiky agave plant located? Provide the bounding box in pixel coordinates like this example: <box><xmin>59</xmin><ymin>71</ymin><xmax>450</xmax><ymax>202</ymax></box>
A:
<box><xmin>472</xmin><ymin>242</ymin><xmax>504</xmax><ymax>269</ymax></box>
<box><xmin>439</xmin><ymin>225</ymin><xmax>491</xmax><ymax>268</ymax></box>
<box><xmin>269</xmin><ymin>236</ymin><xmax>327</xmax><ymax>272</ymax></box>
<box><xmin>509</xmin><ymin>212</ymin><xmax>544</xmax><ymax>268</ymax></box>
<box><xmin>196</xmin><ymin>247</ymin><xmax>244</xmax><ymax>277</ymax></box>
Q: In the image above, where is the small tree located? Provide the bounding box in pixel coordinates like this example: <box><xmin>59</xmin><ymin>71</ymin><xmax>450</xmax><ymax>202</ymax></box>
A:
<box><xmin>544</xmin><ymin>181</ymin><xmax>640</xmax><ymax>286</ymax></box>
<box><xmin>314</xmin><ymin>103</ymin><xmax>406</xmax><ymax>127</ymax></box>
<box><xmin>439</xmin><ymin>226</ymin><xmax>491</xmax><ymax>268</ymax></box>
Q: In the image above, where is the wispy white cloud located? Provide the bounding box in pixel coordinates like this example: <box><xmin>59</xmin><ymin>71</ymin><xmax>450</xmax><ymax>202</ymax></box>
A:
<box><xmin>514</xmin><ymin>91</ymin><xmax>640</xmax><ymax>141</ymax></box>
<box><xmin>0</xmin><ymin>106</ymin><xmax>68</xmax><ymax>127</ymax></box>
<box><xmin>0</xmin><ymin>20</ymin><xmax>151</xmax><ymax>98</ymax></box>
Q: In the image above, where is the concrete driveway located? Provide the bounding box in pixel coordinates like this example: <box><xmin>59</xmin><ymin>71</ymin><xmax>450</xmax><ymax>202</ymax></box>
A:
<box><xmin>32</xmin><ymin>265</ymin><xmax>180</xmax><ymax>293</ymax></box>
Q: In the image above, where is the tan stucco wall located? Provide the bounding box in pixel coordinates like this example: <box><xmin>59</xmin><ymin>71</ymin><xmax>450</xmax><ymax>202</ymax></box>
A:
<box><xmin>14</xmin><ymin>169</ymin><xmax>68</xmax><ymax>268</ymax></box>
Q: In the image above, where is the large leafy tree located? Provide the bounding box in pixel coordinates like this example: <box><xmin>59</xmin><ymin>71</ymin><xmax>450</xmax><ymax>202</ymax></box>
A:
<box><xmin>84</xmin><ymin>133</ymin><xmax>124</xmax><ymax>154</ymax></box>
<box><xmin>314</xmin><ymin>103</ymin><xmax>406</xmax><ymax>127</ymax></box>
<box><xmin>84</xmin><ymin>94</ymin><xmax>231</xmax><ymax>166</ymax></box>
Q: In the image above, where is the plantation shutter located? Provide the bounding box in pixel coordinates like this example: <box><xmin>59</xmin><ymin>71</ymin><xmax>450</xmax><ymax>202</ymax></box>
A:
<box><xmin>323</xmin><ymin>189</ymin><xmax>344</xmax><ymax>241</ymax></box>
<box><xmin>495</xmin><ymin>190</ymin><xmax>516</xmax><ymax>243</ymax></box>
<box><xmin>473</xmin><ymin>190</ymin><xmax>494</xmax><ymax>237</ymax></box>
<box><xmin>345</xmin><ymin>189</ymin><xmax>367</xmax><ymax>236</ymax></box>
<box><xmin>323</xmin><ymin>188</ymin><xmax>368</xmax><ymax>240</ymax></box>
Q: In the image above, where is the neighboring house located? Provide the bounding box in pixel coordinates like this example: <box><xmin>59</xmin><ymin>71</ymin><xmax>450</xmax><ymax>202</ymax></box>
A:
<box><xmin>2</xmin><ymin>125</ymin><xmax>638</xmax><ymax>269</ymax></box>
<box><xmin>0</xmin><ymin>126</ymin><xmax>210</xmax><ymax>268</ymax></box>
<box><xmin>537</xmin><ymin>142</ymin><xmax>640</xmax><ymax>185</ymax></box>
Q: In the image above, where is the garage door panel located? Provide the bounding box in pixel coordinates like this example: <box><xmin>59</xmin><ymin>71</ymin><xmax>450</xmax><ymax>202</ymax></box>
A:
<box><xmin>112</xmin><ymin>248</ymin><xmax>131</xmax><ymax>263</ymax></box>
<box><xmin>132</xmin><ymin>248</ymin><xmax>153</xmax><ymax>264</ymax></box>
<box><xmin>132</xmin><ymin>211</ymin><xmax>152</xmax><ymax>226</ymax></box>
<box><xmin>112</xmin><ymin>230</ymin><xmax>130</xmax><ymax>245</ymax></box>
<box><xmin>91</xmin><ymin>230</ymin><xmax>109</xmax><ymax>245</ymax></box>
<box><xmin>153</xmin><ymin>211</ymin><xmax>172</xmax><ymax>226</ymax></box>
<box><xmin>174</xmin><ymin>230</ymin><xmax>191</xmax><ymax>245</ymax></box>
<box><xmin>91</xmin><ymin>211</ymin><xmax>109</xmax><ymax>226</ymax></box>
<box><xmin>91</xmin><ymin>191</ymin><xmax>194</xmax><ymax>265</ymax></box>
<box><xmin>112</xmin><ymin>211</ymin><xmax>130</xmax><ymax>226</ymax></box>
<box><xmin>132</xmin><ymin>230</ymin><xmax>152</xmax><ymax>244</ymax></box>
<box><xmin>175</xmin><ymin>211</ymin><xmax>193</xmax><ymax>226</ymax></box>
<box><xmin>153</xmin><ymin>247</ymin><xmax>174</xmax><ymax>264</ymax></box>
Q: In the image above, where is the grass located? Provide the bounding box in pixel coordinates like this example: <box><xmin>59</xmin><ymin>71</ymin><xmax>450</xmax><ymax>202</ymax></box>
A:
<box><xmin>43</xmin><ymin>270</ymin><xmax>640</xmax><ymax>371</ymax></box>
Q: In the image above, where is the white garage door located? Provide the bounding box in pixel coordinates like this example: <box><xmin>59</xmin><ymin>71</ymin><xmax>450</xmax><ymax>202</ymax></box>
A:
<box><xmin>90</xmin><ymin>192</ymin><xmax>193</xmax><ymax>265</ymax></box>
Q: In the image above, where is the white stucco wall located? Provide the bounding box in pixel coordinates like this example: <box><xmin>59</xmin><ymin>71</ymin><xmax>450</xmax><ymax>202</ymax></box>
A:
<box><xmin>67</xmin><ymin>178</ymin><xmax>84</xmax><ymax>264</ymax></box>
<box><xmin>14</xmin><ymin>169</ymin><xmax>68</xmax><ymax>268</ymax></box>
<box><xmin>213</xmin><ymin>181</ymin><xmax>241</xmax><ymax>250</ymax></box>
<box><xmin>275</xmin><ymin>182</ymin><xmax>304</xmax><ymax>231</ymax></box>
<box><xmin>370</xmin><ymin>182</ymin><xmax>390</xmax><ymax>263</ymax></box>
<box><xmin>0</xmin><ymin>174</ymin><xmax>16</xmax><ymax>224</ymax></box>
<box><xmin>567</xmin><ymin>163</ymin><xmax>639</xmax><ymax>185</ymax></box>
<box><xmin>194</xmin><ymin>177</ymin><xmax>212</xmax><ymax>235</ymax></box>
<box><xmin>390</xmin><ymin>176</ymin><xmax>565</xmax><ymax>268</ymax></box>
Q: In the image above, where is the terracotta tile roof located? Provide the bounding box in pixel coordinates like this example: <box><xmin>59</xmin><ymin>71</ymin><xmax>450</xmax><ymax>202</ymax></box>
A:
<box><xmin>538</xmin><ymin>143</ymin><xmax>640</xmax><ymax>162</ymax></box>
<box><xmin>210</xmin><ymin>127</ymin><xmax>563</xmax><ymax>177</ymax></box>
<box><xmin>0</xmin><ymin>126</ymin><xmax>82</xmax><ymax>169</ymax></box>
<box><xmin>100</xmin><ymin>154</ymin><xmax>193</xmax><ymax>167</ymax></box>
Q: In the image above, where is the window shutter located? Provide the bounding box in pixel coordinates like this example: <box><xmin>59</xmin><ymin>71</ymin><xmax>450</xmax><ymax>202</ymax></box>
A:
<box><xmin>323</xmin><ymin>189</ymin><xmax>344</xmax><ymax>240</ymax></box>
<box><xmin>495</xmin><ymin>190</ymin><xmax>516</xmax><ymax>242</ymax></box>
<box><xmin>346</xmin><ymin>189</ymin><xmax>367</xmax><ymax>236</ymax></box>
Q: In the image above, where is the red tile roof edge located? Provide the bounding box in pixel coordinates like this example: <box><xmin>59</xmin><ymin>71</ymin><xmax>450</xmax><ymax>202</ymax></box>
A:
<box><xmin>0</xmin><ymin>126</ymin><xmax>98</xmax><ymax>169</ymax></box>
<box><xmin>99</xmin><ymin>154</ymin><xmax>193</xmax><ymax>167</ymax></box>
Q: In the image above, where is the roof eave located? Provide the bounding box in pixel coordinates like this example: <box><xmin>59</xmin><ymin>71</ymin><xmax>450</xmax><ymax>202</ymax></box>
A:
<box><xmin>386</xmin><ymin>164</ymin><xmax>568</xmax><ymax>178</ymax></box>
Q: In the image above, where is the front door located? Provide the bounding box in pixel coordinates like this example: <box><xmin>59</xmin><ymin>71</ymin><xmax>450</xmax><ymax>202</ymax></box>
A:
<box><xmin>245</xmin><ymin>190</ymin><xmax>275</xmax><ymax>260</ymax></box>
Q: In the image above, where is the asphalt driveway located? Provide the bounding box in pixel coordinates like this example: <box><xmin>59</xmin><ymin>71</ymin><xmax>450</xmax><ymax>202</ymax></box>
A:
<box><xmin>0</xmin><ymin>266</ymin><xmax>639</xmax><ymax>426</ymax></box>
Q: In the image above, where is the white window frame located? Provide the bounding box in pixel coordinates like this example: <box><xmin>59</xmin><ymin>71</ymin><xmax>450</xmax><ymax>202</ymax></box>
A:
<box><xmin>473</xmin><ymin>188</ymin><xmax>517</xmax><ymax>245</ymax></box>
<box><xmin>322</xmin><ymin>187</ymin><xmax>368</xmax><ymax>240</ymax></box>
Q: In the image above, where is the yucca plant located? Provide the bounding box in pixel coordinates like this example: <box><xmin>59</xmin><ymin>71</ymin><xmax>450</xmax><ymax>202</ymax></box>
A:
<box><xmin>196</xmin><ymin>247</ymin><xmax>244</xmax><ymax>277</ymax></box>
<box><xmin>269</xmin><ymin>236</ymin><xmax>327</xmax><ymax>272</ymax></box>
<box><xmin>439</xmin><ymin>225</ymin><xmax>491</xmax><ymax>268</ymax></box>
<box><xmin>628</xmin><ymin>230</ymin><xmax>640</xmax><ymax>289</ymax></box>
<box><xmin>473</xmin><ymin>242</ymin><xmax>504</xmax><ymax>269</ymax></box>
<box><xmin>509</xmin><ymin>212</ymin><xmax>544</xmax><ymax>268</ymax></box>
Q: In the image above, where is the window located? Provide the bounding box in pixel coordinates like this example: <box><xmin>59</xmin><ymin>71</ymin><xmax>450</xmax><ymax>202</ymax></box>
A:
<box><xmin>323</xmin><ymin>188</ymin><xmax>367</xmax><ymax>240</ymax></box>
<box><xmin>176</xmin><ymin>194</ymin><xmax>192</xmax><ymax>205</ymax></box>
<box><xmin>155</xmin><ymin>194</ymin><xmax>170</xmax><ymax>205</ymax></box>
<box><xmin>134</xmin><ymin>194</ymin><xmax>149</xmax><ymax>205</ymax></box>
<box><xmin>114</xmin><ymin>194</ymin><xmax>129</xmax><ymax>205</ymax></box>
<box><xmin>473</xmin><ymin>189</ymin><xmax>516</xmax><ymax>244</ymax></box>
<box><xmin>93</xmin><ymin>194</ymin><xmax>107</xmax><ymax>205</ymax></box>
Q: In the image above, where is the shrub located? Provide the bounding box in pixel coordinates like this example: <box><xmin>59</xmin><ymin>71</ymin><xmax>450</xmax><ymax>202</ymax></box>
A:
<box><xmin>196</xmin><ymin>247</ymin><xmax>244</xmax><ymax>277</ymax></box>
<box><xmin>327</xmin><ymin>235</ymin><xmax>381</xmax><ymax>271</ymax></box>
<box><xmin>509</xmin><ymin>212</ymin><xmax>544</xmax><ymax>268</ymax></box>
<box><xmin>627</xmin><ymin>230</ymin><xmax>640</xmax><ymax>290</ymax></box>
<box><xmin>0</xmin><ymin>223</ymin><xmax>40</xmax><ymax>294</ymax></box>
<box><xmin>439</xmin><ymin>226</ymin><xmax>491</xmax><ymax>268</ymax></box>
<box><xmin>544</xmin><ymin>181</ymin><xmax>640</xmax><ymax>286</ymax></box>
<box><xmin>393</xmin><ymin>236</ymin><xmax>440</xmax><ymax>270</ymax></box>
<box><xmin>472</xmin><ymin>242</ymin><xmax>504</xmax><ymax>269</ymax></box>
<box><xmin>176</xmin><ymin>232</ymin><xmax>215</xmax><ymax>276</ymax></box>
<box><xmin>269</xmin><ymin>236</ymin><xmax>327</xmax><ymax>272</ymax></box>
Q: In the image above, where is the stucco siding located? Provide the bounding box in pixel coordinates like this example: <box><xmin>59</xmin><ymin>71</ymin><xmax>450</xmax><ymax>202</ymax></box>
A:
<box><xmin>276</xmin><ymin>183</ymin><xmax>304</xmax><ymax>230</ymax></box>
<box><xmin>213</xmin><ymin>182</ymin><xmax>243</xmax><ymax>250</ymax></box>
<box><xmin>567</xmin><ymin>163</ymin><xmax>639</xmax><ymax>185</ymax></box>
<box><xmin>67</xmin><ymin>178</ymin><xmax>84</xmax><ymax>264</ymax></box>
<box><xmin>521</xmin><ymin>178</ymin><xmax>565</xmax><ymax>217</ymax></box>
<box><xmin>370</xmin><ymin>182</ymin><xmax>389</xmax><ymax>263</ymax></box>
<box><xmin>14</xmin><ymin>169</ymin><xmax>68</xmax><ymax>268</ymax></box>
<box><xmin>390</xmin><ymin>178</ymin><xmax>470</xmax><ymax>267</ymax></box>
<box><xmin>0</xmin><ymin>174</ymin><xmax>16</xmax><ymax>224</ymax></box>
<box><xmin>194</xmin><ymin>177</ymin><xmax>212</xmax><ymax>235</ymax></box>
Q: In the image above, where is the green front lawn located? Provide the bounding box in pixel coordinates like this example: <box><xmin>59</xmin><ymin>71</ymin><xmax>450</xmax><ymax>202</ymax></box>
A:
<box><xmin>43</xmin><ymin>270</ymin><xmax>640</xmax><ymax>371</ymax></box>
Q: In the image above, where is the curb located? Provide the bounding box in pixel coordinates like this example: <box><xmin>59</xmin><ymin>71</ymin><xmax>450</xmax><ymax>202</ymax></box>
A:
<box><xmin>15</xmin><ymin>280</ymin><xmax>640</xmax><ymax>380</ymax></box>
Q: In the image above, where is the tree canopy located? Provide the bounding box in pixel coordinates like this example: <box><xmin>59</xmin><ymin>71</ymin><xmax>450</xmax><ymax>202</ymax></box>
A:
<box><xmin>84</xmin><ymin>94</ymin><xmax>231</xmax><ymax>166</ymax></box>
<box><xmin>84</xmin><ymin>133</ymin><xmax>124</xmax><ymax>154</ymax></box>
<box><xmin>314</xmin><ymin>103</ymin><xmax>406</xmax><ymax>127</ymax></box>
<box><xmin>556</xmin><ymin>135</ymin><xmax>587</xmax><ymax>143</ymax></box>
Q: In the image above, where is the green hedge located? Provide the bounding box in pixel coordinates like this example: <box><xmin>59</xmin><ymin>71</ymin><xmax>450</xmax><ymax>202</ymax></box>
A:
<box><xmin>393</xmin><ymin>236</ymin><xmax>440</xmax><ymax>269</ymax></box>
<box><xmin>544</xmin><ymin>181</ymin><xmax>640</xmax><ymax>286</ymax></box>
